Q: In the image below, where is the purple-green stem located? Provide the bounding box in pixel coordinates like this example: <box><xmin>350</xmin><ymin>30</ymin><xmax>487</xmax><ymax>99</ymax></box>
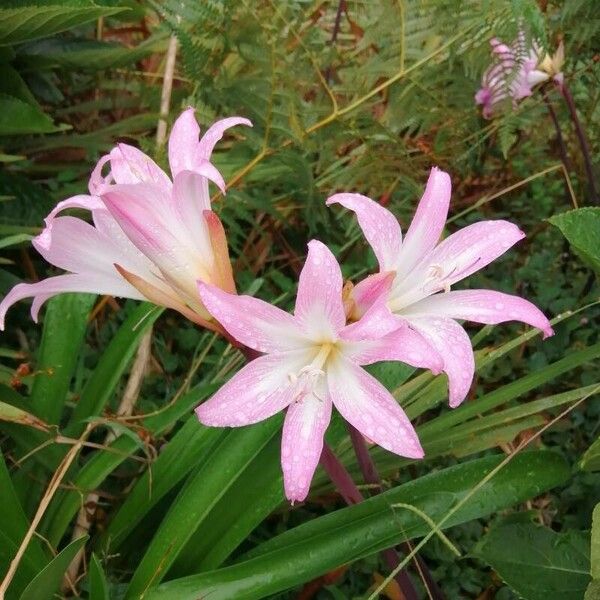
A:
<box><xmin>542</xmin><ymin>91</ymin><xmax>573</xmax><ymax>175</ymax></box>
<box><xmin>559</xmin><ymin>82</ymin><xmax>599</xmax><ymax>205</ymax></box>
<box><xmin>319</xmin><ymin>442</ymin><xmax>420</xmax><ymax>600</ymax></box>
<box><xmin>346</xmin><ymin>423</ymin><xmax>445</xmax><ymax>600</ymax></box>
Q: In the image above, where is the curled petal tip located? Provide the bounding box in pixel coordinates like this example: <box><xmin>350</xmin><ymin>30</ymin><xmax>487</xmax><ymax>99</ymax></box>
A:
<box><xmin>542</xmin><ymin>325</ymin><xmax>555</xmax><ymax>340</ymax></box>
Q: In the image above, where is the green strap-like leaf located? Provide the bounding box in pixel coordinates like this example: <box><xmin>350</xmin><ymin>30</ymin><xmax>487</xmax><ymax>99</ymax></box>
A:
<box><xmin>30</xmin><ymin>293</ymin><xmax>97</xmax><ymax>425</ymax></box>
<box><xmin>89</xmin><ymin>553</ymin><xmax>109</xmax><ymax>600</ymax></box>
<box><xmin>124</xmin><ymin>416</ymin><xmax>283</xmax><ymax>599</ymax></box>
<box><xmin>144</xmin><ymin>451</ymin><xmax>569</xmax><ymax>600</ymax></box>
<box><xmin>17</xmin><ymin>536</ymin><xmax>88</xmax><ymax>600</ymax></box>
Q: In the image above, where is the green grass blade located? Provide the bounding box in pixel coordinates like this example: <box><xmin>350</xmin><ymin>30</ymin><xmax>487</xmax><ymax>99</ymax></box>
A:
<box><xmin>146</xmin><ymin>451</ymin><xmax>569</xmax><ymax>600</ymax></box>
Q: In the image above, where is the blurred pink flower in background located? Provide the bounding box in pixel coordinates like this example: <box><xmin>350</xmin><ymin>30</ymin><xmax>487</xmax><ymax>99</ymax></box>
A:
<box><xmin>475</xmin><ymin>31</ymin><xmax>564</xmax><ymax>118</ymax></box>
<box><xmin>0</xmin><ymin>108</ymin><xmax>251</xmax><ymax>332</ymax></box>
<box><xmin>328</xmin><ymin>167</ymin><xmax>553</xmax><ymax>408</ymax></box>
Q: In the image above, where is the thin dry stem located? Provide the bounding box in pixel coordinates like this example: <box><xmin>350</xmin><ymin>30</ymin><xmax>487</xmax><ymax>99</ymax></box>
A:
<box><xmin>155</xmin><ymin>34</ymin><xmax>179</xmax><ymax>147</ymax></box>
<box><xmin>63</xmin><ymin>329</ymin><xmax>153</xmax><ymax>589</ymax></box>
<box><xmin>0</xmin><ymin>424</ymin><xmax>93</xmax><ymax>598</ymax></box>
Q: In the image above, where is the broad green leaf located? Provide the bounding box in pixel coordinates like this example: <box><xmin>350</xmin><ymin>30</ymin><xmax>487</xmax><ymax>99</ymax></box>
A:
<box><xmin>0</xmin><ymin>233</ymin><xmax>33</xmax><ymax>250</ymax></box>
<box><xmin>17</xmin><ymin>536</ymin><xmax>87</xmax><ymax>600</ymax></box>
<box><xmin>549</xmin><ymin>207</ymin><xmax>600</xmax><ymax>273</ymax></box>
<box><xmin>0</xmin><ymin>94</ymin><xmax>60</xmax><ymax>135</ymax></box>
<box><xmin>89</xmin><ymin>553</ymin><xmax>109</xmax><ymax>600</ymax></box>
<box><xmin>30</xmin><ymin>293</ymin><xmax>96</xmax><ymax>424</ymax></box>
<box><xmin>581</xmin><ymin>436</ymin><xmax>600</xmax><ymax>472</ymax></box>
<box><xmin>474</xmin><ymin>523</ymin><xmax>590</xmax><ymax>600</ymax></box>
<box><xmin>145</xmin><ymin>451</ymin><xmax>569</xmax><ymax>600</ymax></box>
<box><xmin>0</xmin><ymin>6</ymin><xmax>127</xmax><ymax>45</ymax></box>
<box><xmin>124</xmin><ymin>417</ymin><xmax>283</xmax><ymax>598</ymax></box>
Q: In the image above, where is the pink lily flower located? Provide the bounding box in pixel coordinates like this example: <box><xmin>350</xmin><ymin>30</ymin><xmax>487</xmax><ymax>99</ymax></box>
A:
<box><xmin>475</xmin><ymin>33</ymin><xmax>563</xmax><ymax>118</ymax></box>
<box><xmin>0</xmin><ymin>108</ymin><xmax>251</xmax><ymax>331</ymax></box>
<box><xmin>327</xmin><ymin>167</ymin><xmax>554</xmax><ymax>409</ymax></box>
<box><xmin>195</xmin><ymin>240</ymin><xmax>443</xmax><ymax>503</ymax></box>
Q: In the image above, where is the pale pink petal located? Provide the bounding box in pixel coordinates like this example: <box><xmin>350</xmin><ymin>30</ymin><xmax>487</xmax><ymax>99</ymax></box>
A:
<box><xmin>342</xmin><ymin>323</ymin><xmax>443</xmax><ymax>374</ymax></box>
<box><xmin>100</xmin><ymin>183</ymin><xmax>209</xmax><ymax>291</ymax></box>
<box><xmin>327</xmin><ymin>356</ymin><xmax>424</xmax><ymax>458</ymax></box>
<box><xmin>399</xmin><ymin>167</ymin><xmax>451</xmax><ymax>275</ymax></box>
<box><xmin>198</xmin><ymin>116</ymin><xmax>252</xmax><ymax>161</ymax></box>
<box><xmin>294</xmin><ymin>240</ymin><xmax>345</xmax><ymax>339</ymax></box>
<box><xmin>424</xmin><ymin>220</ymin><xmax>525</xmax><ymax>286</ymax></box>
<box><xmin>89</xmin><ymin>154</ymin><xmax>112</xmax><ymax>195</ymax></box>
<box><xmin>0</xmin><ymin>273</ymin><xmax>142</xmax><ymax>329</ymax></box>
<box><xmin>326</xmin><ymin>193</ymin><xmax>402</xmax><ymax>271</ymax></box>
<box><xmin>404</xmin><ymin>290</ymin><xmax>553</xmax><ymax>338</ymax></box>
<box><xmin>195</xmin><ymin>350</ymin><xmax>311</xmax><ymax>426</ymax></box>
<box><xmin>405</xmin><ymin>316</ymin><xmax>475</xmax><ymax>408</ymax></box>
<box><xmin>198</xmin><ymin>282</ymin><xmax>306</xmax><ymax>353</ymax></box>
<box><xmin>341</xmin><ymin>298</ymin><xmax>401</xmax><ymax>342</ymax></box>
<box><xmin>32</xmin><ymin>216</ymin><xmax>131</xmax><ymax>278</ymax></box>
<box><xmin>172</xmin><ymin>171</ymin><xmax>213</xmax><ymax>258</ymax></box>
<box><xmin>35</xmin><ymin>194</ymin><xmax>104</xmax><ymax>251</ymax></box>
<box><xmin>349</xmin><ymin>271</ymin><xmax>395</xmax><ymax>318</ymax></box>
<box><xmin>281</xmin><ymin>389</ymin><xmax>332</xmax><ymax>503</ymax></box>
<box><xmin>90</xmin><ymin>209</ymin><xmax>164</xmax><ymax>285</ymax></box>
<box><xmin>109</xmin><ymin>144</ymin><xmax>171</xmax><ymax>191</ymax></box>
<box><xmin>168</xmin><ymin>107</ymin><xmax>200</xmax><ymax>178</ymax></box>
<box><xmin>527</xmin><ymin>69</ymin><xmax>550</xmax><ymax>87</ymax></box>
<box><xmin>190</xmin><ymin>161</ymin><xmax>226</xmax><ymax>194</ymax></box>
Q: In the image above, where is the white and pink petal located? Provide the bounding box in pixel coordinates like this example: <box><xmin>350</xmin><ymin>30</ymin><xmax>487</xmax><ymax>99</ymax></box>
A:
<box><xmin>326</xmin><ymin>193</ymin><xmax>402</xmax><ymax>271</ymax></box>
<box><xmin>198</xmin><ymin>282</ymin><xmax>306</xmax><ymax>353</ymax></box>
<box><xmin>405</xmin><ymin>316</ymin><xmax>475</xmax><ymax>408</ymax></box>
<box><xmin>294</xmin><ymin>240</ymin><xmax>345</xmax><ymax>340</ymax></box>
<box><xmin>403</xmin><ymin>290</ymin><xmax>553</xmax><ymax>338</ymax></box>
<box><xmin>195</xmin><ymin>350</ymin><xmax>311</xmax><ymax>426</ymax></box>
<box><xmin>327</xmin><ymin>356</ymin><xmax>424</xmax><ymax>459</ymax></box>
<box><xmin>399</xmin><ymin>167</ymin><xmax>451</xmax><ymax>276</ymax></box>
<box><xmin>281</xmin><ymin>387</ymin><xmax>332</xmax><ymax>503</ymax></box>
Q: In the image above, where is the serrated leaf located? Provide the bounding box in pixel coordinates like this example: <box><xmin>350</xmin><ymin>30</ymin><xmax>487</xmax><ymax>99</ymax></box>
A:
<box><xmin>0</xmin><ymin>93</ymin><xmax>60</xmax><ymax>135</ymax></box>
<box><xmin>549</xmin><ymin>208</ymin><xmax>600</xmax><ymax>274</ymax></box>
<box><xmin>474</xmin><ymin>523</ymin><xmax>590</xmax><ymax>600</ymax></box>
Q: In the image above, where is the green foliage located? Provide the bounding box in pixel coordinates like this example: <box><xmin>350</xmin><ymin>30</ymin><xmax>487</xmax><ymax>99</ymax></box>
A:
<box><xmin>0</xmin><ymin>0</ymin><xmax>599</xmax><ymax>598</ymax></box>
<box><xmin>549</xmin><ymin>208</ymin><xmax>600</xmax><ymax>274</ymax></box>
<box><xmin>18</xmin><ymin>536</ymin><xmax>88</xmax><ymax>600</ymax></box>
<box><xmin>474</xmin><ymin>522</ymin><xmax>591</xmax><ymax>600</ymax></box>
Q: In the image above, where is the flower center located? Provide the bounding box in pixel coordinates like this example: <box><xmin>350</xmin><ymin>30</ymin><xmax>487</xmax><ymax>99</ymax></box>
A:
<box><xmin>288</xmin><ymin>343</ymin><xmax>333</xmax><ymax>403</ymax></box>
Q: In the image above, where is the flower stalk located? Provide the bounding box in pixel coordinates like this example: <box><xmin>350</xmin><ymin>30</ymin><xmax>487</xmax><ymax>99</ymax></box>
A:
<box><xmin>559</xmin><ymin>81</ymin><xmax>599</xmax><ymax>205</ymax></box>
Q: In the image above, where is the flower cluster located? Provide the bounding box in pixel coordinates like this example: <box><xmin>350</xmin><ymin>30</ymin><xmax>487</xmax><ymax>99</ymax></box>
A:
<box><xmin>0</xmin><ymin>110</ymin><xmax>553</xmax><ymax>502</ymax></box>
<box><xmin>476</xmin><ymin>31</ymin><xmax>564</xmax><ymax>118</ymax></box>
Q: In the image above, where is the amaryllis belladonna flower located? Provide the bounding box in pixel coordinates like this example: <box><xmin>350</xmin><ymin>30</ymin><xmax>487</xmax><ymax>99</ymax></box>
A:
<box><xmin>195</xmin><ymin>240</ymin><xmax>443</xmax><ymax>502</ymax></box>
<box><xmin>475</xmin><ymin>32</ymin><xmax>564</xmax><ymax>118</ymax></box>
<box><xmin>327</xmin><ymin>167</ymin><xmax>553</xmax><ymax>408</ymax></box>
<box><xmin>0</xmin><ymin>109</ymin><xmax>251</xmax><ymax>331</ymax></box>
